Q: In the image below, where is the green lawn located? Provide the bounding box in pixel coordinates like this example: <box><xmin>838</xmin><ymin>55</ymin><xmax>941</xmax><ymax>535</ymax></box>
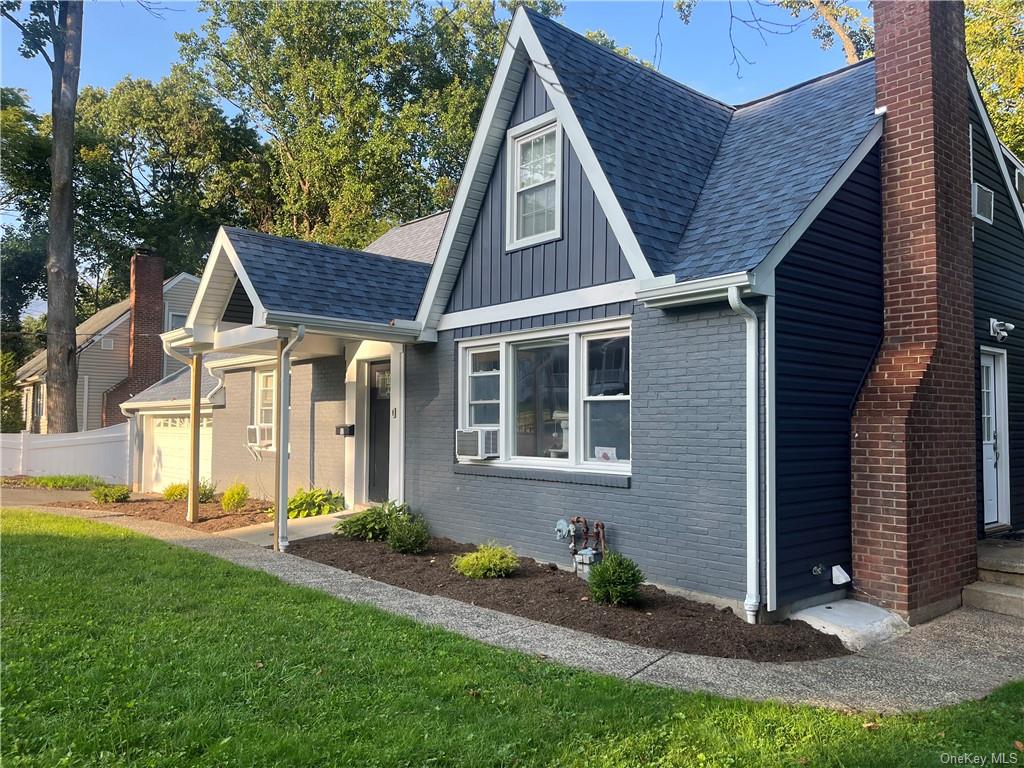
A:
<box><xmin>2</xmin><ymin>509</ymin><xmax>1021</xmax><ymax>768</ymax></box>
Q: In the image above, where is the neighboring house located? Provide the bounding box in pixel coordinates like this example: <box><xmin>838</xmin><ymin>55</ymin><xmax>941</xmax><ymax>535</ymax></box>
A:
<box><xmin>16</xmin><ymin>250</ymin><xmax>199</xmax><ymax>433</ymax></box>
<box><xmin>144</xmin><ymin>4</ymin><xmax>1022</xmax><ymax>624</ymax></box>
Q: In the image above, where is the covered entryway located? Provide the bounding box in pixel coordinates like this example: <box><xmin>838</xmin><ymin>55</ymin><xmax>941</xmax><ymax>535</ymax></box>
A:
<box><xmin>144</xmin><ymin>414</ymin><xmax>212</xmax><ymax>493</ymax></box>
<box><xmin>981</xmin><ymin>348</ymin><xmax>1011</xmax><ymax>529</ymax></box>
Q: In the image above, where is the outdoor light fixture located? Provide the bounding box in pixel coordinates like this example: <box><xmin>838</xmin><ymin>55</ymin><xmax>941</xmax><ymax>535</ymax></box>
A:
<box><xmin>990</xmin><ymin>318</ymin><xmax>1016</xmax><ymax>342</ymax></box>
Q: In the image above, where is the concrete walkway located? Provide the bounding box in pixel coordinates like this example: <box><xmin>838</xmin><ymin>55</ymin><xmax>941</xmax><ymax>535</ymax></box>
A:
<box><xmin>219</xmin><ymin>511</ymin><xmax>348</xmax><ymax>546</ymax></box>
<box><xmin>9</xmin><ymin>503</ymin><xmax>1024</xmax><ymax>713</ymax></box>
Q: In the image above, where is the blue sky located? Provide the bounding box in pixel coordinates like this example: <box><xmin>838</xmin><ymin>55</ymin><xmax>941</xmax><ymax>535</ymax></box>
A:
<box><xmin>2</xmin><ymin>1</ymin><xmax>862</xmax><ymax>114</ymax></box>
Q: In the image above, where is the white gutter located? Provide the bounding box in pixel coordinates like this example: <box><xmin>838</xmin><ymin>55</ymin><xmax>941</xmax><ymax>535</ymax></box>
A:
<box><xmin>637</xmin><ymin>271</ymin><xmax>753</xmax><ymax>309</ymax></box>
<box><xmin>765</xmin><ymin>295</ymin><xmax>777</xmax><ymax>612</ymax></box>
<box><xmin>275</xmin><ymin>325</ymin><xmax>305</xmax><ymax>552</ymax></box>
<box><xmin>162</xmin><ymin>334</ymin><xmax>193</xmax><ymax>368</ymax></box>
<box><xmin>262</xmin><ymin>310</ymin><xmax>426</xmax><ymax>344</ymax></box>
<box><xmin>728</xmin><ymin>285</ymin><xmax>761</xmax><ymax>624</ymax></box>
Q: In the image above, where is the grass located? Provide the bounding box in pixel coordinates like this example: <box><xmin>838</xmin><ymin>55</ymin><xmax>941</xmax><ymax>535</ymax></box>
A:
<box><xmin>1</xmin><ymin>474</ymin><xmax>106</xmax><ymax>490</ymax></box>
<box><xmin>2</xmin><ymin>508</ymin><xmax>1021</xmax><ymax>768</ymax></box>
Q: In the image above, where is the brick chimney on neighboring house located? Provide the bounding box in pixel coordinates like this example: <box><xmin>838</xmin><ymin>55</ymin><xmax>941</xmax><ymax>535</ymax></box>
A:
<box><xmin>102</xmin><ymin>248</ymin><xmax>166</xmax><ymax>426</ymax></box>
<box><xmin>850</xmin><ymin>1</ymin><xmax>977</xmax><ymax>623</ymax></box>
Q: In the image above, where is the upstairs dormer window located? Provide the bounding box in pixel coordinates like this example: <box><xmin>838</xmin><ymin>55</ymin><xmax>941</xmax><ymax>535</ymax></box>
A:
<box><xmin>507</xmin><ymin>116</ymin><xmax>561</xmax><ymax>251</ymax></box>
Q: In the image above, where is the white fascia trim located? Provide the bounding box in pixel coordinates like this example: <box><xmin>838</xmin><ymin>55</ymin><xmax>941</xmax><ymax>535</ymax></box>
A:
<box><xmin>186</xmin><ymin>227</ymin><xmax>268</xmax><ymax>330</ymax></box>
<box><xmin>214</xmin><ymin>324</ymin><xmax>281</xmax><ymax>351</ymax></box>
<box><xmin>1003</xmin><ymin>143</ymin><xmax>1024</xmax><ymax>175</ymax></box>
<box><xmin>415</xmin><ymin>7</ymin><xmax>653</xmax><ymax>333</ymax></box>
<box><xmin>636</xmin><ymin>271</ymin><xmax>753</xmax><ymax>309</ymax></box>
<box><xmin>436</xmin><ymin>279</ymin><xmax>644</xmax><ymax>332</ymax></box>
<box><xmin>969</xmin><ymin>72</ymin><xmax>1024</xmax><ymax>233</ymax></box>
<box><xmin>751</xmin><ymin>118</ymin><xmax>884</xmax><ymax>292</ymax></box>
<box><xmin>122</xmin><ymin>400</ymin><xmax>214</xmax><ymax>414</ymax></box>
<box><xmin>520</xmin><ymin>15</ymin><xmax>652</xmax><ymax>283</ymax></box>
<box><xmin>728</xmin><ymin>285</ymin><xmax>761</xmax><ymax>624</ymax></box>
<box><xmin>203</xmin><ymin>353</ymin><xmax>276</xmax><ymax>371</ymax></box>
<box><xmin>262</xmin><ymin>310</ymin><xmax>423</xmax><ymax>343</ymax></box>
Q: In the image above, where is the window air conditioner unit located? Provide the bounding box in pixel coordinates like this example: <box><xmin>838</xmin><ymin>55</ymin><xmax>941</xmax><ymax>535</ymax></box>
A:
<box><xmin>246</xmin><ymin>424</ymin><xmax>273</xmax><ymax>449</ymax></box>
<box><xmin>455</xmin><ymin>428</ymin><xmax>500</xmax><ymax>460</ymax></box>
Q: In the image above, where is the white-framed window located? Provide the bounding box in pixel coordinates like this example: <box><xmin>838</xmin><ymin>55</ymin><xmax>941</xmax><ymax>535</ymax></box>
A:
<box><xmin>506</xmin><ymin>114</ymin><xmax>561</xmax><ymax>251</ymax></box>
<box><xmin>254</xmin><ymin>369</ymin><xmax>275</xmax><ymax>448</ymax></box>
<box><xmin>1015</xmin><ymin>168</ymin><xmax>1024</xmax><ymax>200</ymax></box>
<box><xmin>973</xmin><ymin>182</ymin><xmax>995</xmax><ymax>224</ymax></box>
<box><xmin>458</xmin><ymin>318</ymin><xmax>631</xmax><ymax>473</ymax></box>
<box><xmin>167</xmin><ymin>312</ymin><xmax>187</xmax><ymax>332</ymax></box>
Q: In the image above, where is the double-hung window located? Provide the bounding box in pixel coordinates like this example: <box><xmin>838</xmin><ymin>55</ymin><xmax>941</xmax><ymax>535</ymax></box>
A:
<box><xmin>458</xmin><ymin>320</ymin><xmax>631</xmax><ymax>472</ymax></box>
<box><xmin>254</xmin><ymin>370</ymin><xmax>275</xmax><ymax>448</ymax></box>
<box><xmin>507</xmin><ymin>116</ymin><xmax>561</xmax><ymax>250</ymax></box>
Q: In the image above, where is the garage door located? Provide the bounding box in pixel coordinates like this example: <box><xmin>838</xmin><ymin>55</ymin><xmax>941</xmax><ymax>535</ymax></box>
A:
<box><xmin>146</xmin><ymin>415</ymin><xmax>213</xmax><ymax>492</ymax></box>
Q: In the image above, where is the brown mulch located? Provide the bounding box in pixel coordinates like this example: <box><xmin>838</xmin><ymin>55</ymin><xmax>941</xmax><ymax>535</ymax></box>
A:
<box><xmin>287</xmin><ymin>534</ymin><xmax>848</xmax><ymax>662</ymax></box>
<box><xmin>45</xmin><ymin>497</ymin><xmax>274</xmax><ymax>532</ymax></box>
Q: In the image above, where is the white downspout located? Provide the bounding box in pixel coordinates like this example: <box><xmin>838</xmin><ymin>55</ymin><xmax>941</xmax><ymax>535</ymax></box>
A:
<box><xmin>276</xmin><ymin>325</ymin><xmax>305</xmax><ymax>551</ymax></box>
<box><xmin>728</xmin><ymin>286</ymin><xmax>761</xmax><ymax>624</ymax></box>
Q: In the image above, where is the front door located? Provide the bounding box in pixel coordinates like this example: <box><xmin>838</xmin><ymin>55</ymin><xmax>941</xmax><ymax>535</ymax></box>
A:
<box><xmin>367</xmin><ymin>361</ymin><xmax>391</xmax><ymax>502</ymax></box>
<box><xmin>981</xmin><ymin>352</ymin><xmax>1002</xmax><ymax>527</ymax></box>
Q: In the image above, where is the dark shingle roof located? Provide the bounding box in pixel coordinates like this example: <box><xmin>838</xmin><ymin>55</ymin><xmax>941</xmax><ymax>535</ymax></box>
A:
<box><xmin>526</xmin><ymin>8</ymin><xmax>734</xmax><ymax>276</ymax></box>
<box><xmin>223</xmin><ymin>228</ymin><xmax>432</xmax><ymax>324</ymax></box>
<box><xmin>364</xmin><ymin>210</ymin><xmax>447</xmax><ymax>264</ymax></box>
<box><xmin>672</xmin><ymin>60</ymin><xmax>878</xmax><ymax>281</ymax></box>
<box><xmin>121</xmin><ymin>353</ymin><xmax>236</xmax><ymax>409</ymax></box>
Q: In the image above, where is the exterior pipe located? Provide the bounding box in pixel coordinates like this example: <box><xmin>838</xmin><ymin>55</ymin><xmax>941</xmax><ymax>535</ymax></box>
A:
<box><xmin>275</xmin><ymin>325</ymin><xmax>305</xmax><ymax>552</ymax></box>
<box><xmin>728</xmin><ymin>286</ymin><xmax>761</xmax><ymax>624</ymax></box>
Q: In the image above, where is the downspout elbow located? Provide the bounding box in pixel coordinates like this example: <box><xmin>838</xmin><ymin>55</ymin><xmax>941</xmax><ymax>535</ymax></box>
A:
<box><xmin>162</xmin><ymin>336</ymin><xmax>193</xmax><ymax>368</ymax></box>
<box><xmin>728</xmin><ymin>286</ymin><xmax>761</xmax><ymax>624</ymax></box>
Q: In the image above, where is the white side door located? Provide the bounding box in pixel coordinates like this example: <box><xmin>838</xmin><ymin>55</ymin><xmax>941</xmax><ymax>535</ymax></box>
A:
<box><xmin>980</xmin><ymin>354</ymin><xmax>999</xmax><ymax>526</ymax></box>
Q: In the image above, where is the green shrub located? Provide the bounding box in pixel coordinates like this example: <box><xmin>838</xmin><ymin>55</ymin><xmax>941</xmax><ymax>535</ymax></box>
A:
<box><xmin>198</xmin><ymin>478</ymin><xmax>217</xmax><ymax>504</ymax></box>
<box><xmin>334</xmin><ymin>500</ymin><xmax>404</xmax><ymax>540</ymax></box>
<box><xmin>91</xmin><ymin>485</ymin><xmax>132</xmax><ymax>504</ymax></box>
<box><xmin>452</xmin><ymin>542</ymin><xmax>519</xmax><ymax>579</ymax></box>
<box><xmin>162</xmin><ymin>483</ymin><xmax>189</xmax><ymax>501</ymax></box>
<box><xmin>282</xmin><ymin>488</ymin><xmax>344</xmax><ymax>519</ymax></box>
<box><xmin>221</xmin><ymin>482</ymin><xmax>250</xmax><ymax>512</ymax></box>
<box><xmin>387</xmin><ymin>512</ymin><xmax>429</xmax><ymax>554</ymax></box>
<box><xmin>588</xmin><ymin>551</ymin><xmax>645</xmax><ymax>606</ymax></box>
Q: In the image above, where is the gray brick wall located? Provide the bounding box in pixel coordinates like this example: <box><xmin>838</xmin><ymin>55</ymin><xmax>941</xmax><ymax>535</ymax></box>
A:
<box><xmin>404</xmin><ymin>303</ymin><xmax>753</xmax><ymax>602</ymax></box>
<box><xmin>211</xmin><ymin>356</ymin><xmax>346</xmax><ymax>500</ymax></box>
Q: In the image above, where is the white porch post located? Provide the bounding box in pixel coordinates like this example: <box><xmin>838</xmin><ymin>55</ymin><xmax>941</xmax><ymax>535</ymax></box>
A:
<box><xmin>187</xmin><ymin>351</ymin><xmax>203</xmax><ymax>524</ymax></box>
<box><xmin>274</xmin><ymin>327</ymin><xmax>305</xmax><ymax>552</ymax></box>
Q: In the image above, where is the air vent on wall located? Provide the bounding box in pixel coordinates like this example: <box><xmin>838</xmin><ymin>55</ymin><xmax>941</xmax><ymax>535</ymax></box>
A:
<box><xmin>972</xmin><ymin>182</ymin><xmax>995</xmax><ymax>224</ymax></box>
<box><xmin>100</xmin><ymin>337</ymin><xmax>114</xmax><ymax>350</ymax></box>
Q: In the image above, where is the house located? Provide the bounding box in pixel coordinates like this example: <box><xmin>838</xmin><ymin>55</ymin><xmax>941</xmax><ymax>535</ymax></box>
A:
<box><xmin>15</xmin><ymin>249</ymin><xmax>199</xmax><ymax>433</ymax></box>
<box><xmin>145</xmin><ymin>2</ymin><xmax>1022</xmax><ymax>624</ymax></box>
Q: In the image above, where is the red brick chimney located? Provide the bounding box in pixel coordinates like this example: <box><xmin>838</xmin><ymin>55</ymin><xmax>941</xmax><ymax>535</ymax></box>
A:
<box><xmin>127</xmin><ymin>247</ymin><xmax>166</xmax><ymax>397</ymax></box>
<box><xmin>850</xmin><ymin>1</ymin><xmax>976</xmax><ymax>623</ymax></box>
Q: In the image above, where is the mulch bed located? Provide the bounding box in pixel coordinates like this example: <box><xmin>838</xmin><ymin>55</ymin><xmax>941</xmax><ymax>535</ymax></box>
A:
<box><xmin>45</xmin><ymin>497</ymin><xmax>274</xmax><ymax>533</ymax></box>
<box><xmin>287</xmin><ymin>534</ymin><xmax>848</xmax><ymax>662</ymax></box>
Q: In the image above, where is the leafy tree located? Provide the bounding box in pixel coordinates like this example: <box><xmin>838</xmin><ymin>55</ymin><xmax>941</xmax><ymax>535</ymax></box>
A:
<box><xmin>584</xmin><ymin>29</ymin><xmax>653</xmax><ymax>67</ymax></box>
<box><xmin>966</xmin><ymin>0</ymin><xmax>1024</xmax><ymax>158</ymax></box>
<box><xmin>0</xmin><ymin>225</ymin><xmax>47</xmax><ymax>364</ymax></box>
<box><xmin>2</xmin><ymin>0</ymin><xmax>84</xmax><ymax>432</ymax></box>
<box><xmin>178</xmin><ymin>0</ymin><xmax>563</xmax><ymax>248</ymax></box>
<box><xmin>0</xmin><ymin>352</ymin><xmax>25</xmax><ymax>433</ymax></box>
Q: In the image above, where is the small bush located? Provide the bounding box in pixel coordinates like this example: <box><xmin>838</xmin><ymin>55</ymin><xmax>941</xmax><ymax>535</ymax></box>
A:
<box><xmin>334</xmin><ymin>500</ymin><xmax>404</xmax><ymax>540</ymax></box>
<box><xmin>91</xmin><ymin>484</ymin><xmax>132</xmax><ymax>504</ymax></box>
<box><xmin>452</xmin><ymin>542</ymin><xmax>519</xmax><ymax>579</ymax></box>
<box><xmin>221</xmin><ymin>482</ymin><xmax>250</xmax><ymax>512</ymax></box>
<box><xmin>163</xmin><ymin>483</ymin><xmax>189</xmax><ymax>501</ymax></box>
<box><xmin>387</xmin><ymin>512</ymin><xmax>429</xmax><ymax>554</ymax></box>
<box><xmin>198</xmin><ymin>478</ymin><xmax>217</xmax><ymax>504</ymax></box>
<box><xmin>284</xmin><ymin>488</ymin><xmax>344</xmax><ymax>519</ymax></box>
<box><xmin>588</xmin><ymin>551</ymin><xmax>645</xmax><ymax>606</ymax></box>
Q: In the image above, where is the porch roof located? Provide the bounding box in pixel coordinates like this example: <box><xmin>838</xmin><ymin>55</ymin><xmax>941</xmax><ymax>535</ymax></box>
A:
<box><xmin>222</xmin><ymin>227</ymin><xmax>431</xmax><ymax>326</ymax></box>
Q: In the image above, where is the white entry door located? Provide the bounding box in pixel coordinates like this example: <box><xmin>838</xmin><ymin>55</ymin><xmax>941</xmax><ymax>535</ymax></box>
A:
<box><xmin>980</xmin><ymin>351</ymin><xmax>1009</xmax><ymax>527</ymax></box>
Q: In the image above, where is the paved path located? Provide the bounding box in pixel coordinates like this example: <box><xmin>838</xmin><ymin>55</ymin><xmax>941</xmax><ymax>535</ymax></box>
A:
<box><xmin>8</xmin><ymin>503</ymin><xmax>1023</xmax><ymax>713</ymax></box>
<box><xmin>218</xmin><ymin>511</ymin><xmax>348</xmax><ymax>546</ymax></box>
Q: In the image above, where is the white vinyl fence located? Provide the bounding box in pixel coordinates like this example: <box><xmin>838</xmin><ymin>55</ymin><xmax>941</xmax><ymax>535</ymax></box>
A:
<box><xmin>1</xmin><ymin>423</ymin><xmax>130</xmax><ymax>483</ymax></box>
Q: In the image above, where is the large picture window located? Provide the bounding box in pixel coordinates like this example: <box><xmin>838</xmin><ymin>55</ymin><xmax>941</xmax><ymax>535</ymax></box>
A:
<box><xmin>458</xmin><ymin>320</ymin><xmax>630</xmax><ymax>473</ymax></box>
<box><xmin>507</xmin><ymin>117</ymin><xmax>561</xmax><ymax>250</ymax></box>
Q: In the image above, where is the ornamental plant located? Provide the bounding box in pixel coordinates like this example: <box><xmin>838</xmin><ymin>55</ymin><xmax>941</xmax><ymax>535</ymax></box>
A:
<box><xmin>91</xmin><ymin>485</ymin><xmax>132</xmax><ymax>504</ymax></box>
<box><xmin>452</xmin><ymin>542</ymin><xmax>519</xmax><ymax>579</ymax></box>
<box><xmin>221</xmin><ymin>482</ymin><xmax>250</xmax><ymax>513</ymax></box>
<box><xmin>587</xmin><ymin>552</ymin><xmax>645</xmax><ymax>606</ymax></box>
<box><xmin>163</xmin><ymin>483</ymin><xmax>188</xmax><ymax>501</ymax></box>
<box><xmin>386</xmin><ymin>512</ymin><xmax>429</xmax><ymax>554</ymax></box>
<box><xmin>333</xmin><ymin>500</ymin><xmax>404</xmax><ymax>540</ymax></box>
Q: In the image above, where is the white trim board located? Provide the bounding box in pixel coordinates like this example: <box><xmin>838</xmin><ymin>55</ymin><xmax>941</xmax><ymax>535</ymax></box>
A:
<box><xmin>436</xmin><ymin>279</ymin><xmax>646</xmax><ymax>331</ymax></box>
<box><xmin>969</xmin><ymin>71</ymin><xmax>1024</xmax><ymax>234</ymax></box>
<box><xmin>415</xmin><ymin>6</ymin><xmax>653</xmax><ymax>335</ymax></box>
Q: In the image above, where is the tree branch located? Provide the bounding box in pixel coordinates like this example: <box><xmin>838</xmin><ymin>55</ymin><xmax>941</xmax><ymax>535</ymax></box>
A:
<box><xmin>810</xmin><ymin>0</ymin><xmax>859</xmax><ymax>64</ymax></box>
<box><xmin>0</xmin><ymin>9</ymin><xmax>55</xmax><ymax>69</ymax></box>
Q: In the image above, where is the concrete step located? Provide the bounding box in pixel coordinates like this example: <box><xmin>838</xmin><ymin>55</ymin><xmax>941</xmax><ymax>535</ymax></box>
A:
<box><xmin>979</xmin><ymin>568</ymin><xmax>1024</xmax><ymax>588</ymax></box>
<box><xmin>977</xmin><ymin>539</ymin><xmax>1024</xmax><ymax>574</ymax></box>
<box><xmin>962</xmin><ymin>581</ymin><xmax>1024</xmax><ymax>619</ymax></box>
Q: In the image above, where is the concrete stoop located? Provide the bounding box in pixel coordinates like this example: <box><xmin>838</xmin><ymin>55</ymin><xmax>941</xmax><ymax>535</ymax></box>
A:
<box><xmin>963</xmin><ymin>538</ymin><xmax>1024</xmax><ymax>619</ymax></box>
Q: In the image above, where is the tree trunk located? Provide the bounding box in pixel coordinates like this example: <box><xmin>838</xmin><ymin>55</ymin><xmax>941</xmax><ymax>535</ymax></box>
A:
<box><xmin>810</xmin><ymin>0</ymin><xmax>861</xmax><ymax>64</ymax></box>
<box><xmin>44</xmin><ymin>1</ymin><xmax>83</xmax><ymax>433</ymax></box>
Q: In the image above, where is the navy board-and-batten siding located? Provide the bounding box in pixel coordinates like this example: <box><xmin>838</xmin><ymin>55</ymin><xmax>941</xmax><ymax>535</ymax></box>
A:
<box><xmin>404</xmin><ymin>301</ymin><xmax>752</xmax><ymax>604</ymax></box>
<box><xmin>773</xmin><ymin>147</ymin><xmax>883</xmax><ymax>604</ymax></box>
<box><xmin>971</xmin><ymin>101</ymin><xmax>1024</xmax><ymax>530</ymax></box>
<box><xmin>446</xmin><ymin>65</ymin><xmax>633</xmax><ymax>314</ymax></box>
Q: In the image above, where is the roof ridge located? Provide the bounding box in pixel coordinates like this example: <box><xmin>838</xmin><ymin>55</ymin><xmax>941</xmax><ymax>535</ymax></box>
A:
<box><xmin>735</xmin><ymin>57</ymin><xmax>875</xmax><ymax>109</ymax></box>
<box><xmin>523</xmin><ymin>7</ymin><xmax>734</xmax><ymax>113</ymax></box>
<box><xmin>225</xmin><ymin>226</ymin><xmax>431</xmax><ymax>270</ymax></box>
<box><xmin>393</xmin><ymin>209</ymin><xmax>449</xmax><ymax>227</ymax></box>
